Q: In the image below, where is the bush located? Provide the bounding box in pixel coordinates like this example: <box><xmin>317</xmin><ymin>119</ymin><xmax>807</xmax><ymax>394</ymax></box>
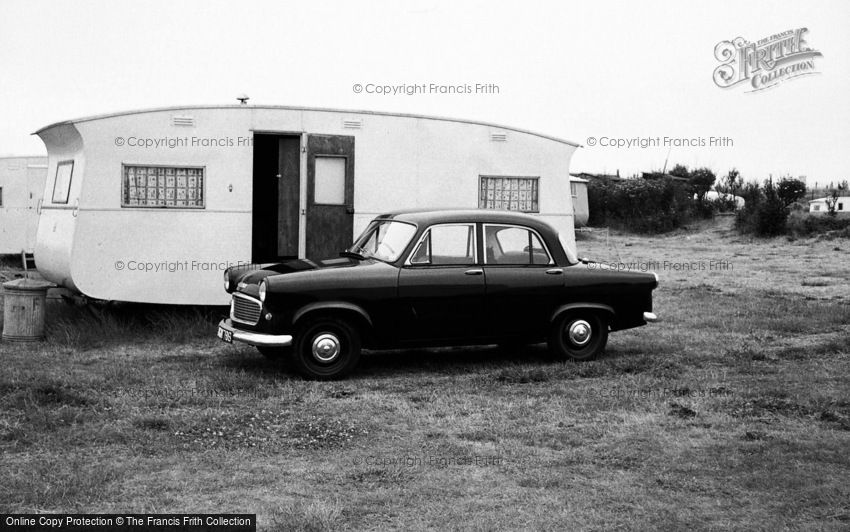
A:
<box><xmin>689</xmin><ymin>167</ymin><xmax>717</xmax><ymax>201</ymax></box>
<box><xmin>710</xmin><ymin>195</ymin><xmax>739</xmax><ymax>213</ymax></box>
<box><xmin>732</xmin><ymin>179</ymin><xmax>849</xmax><ymax>238</ymax></box>
<box><xmin>735</xmin><ymin>180</ymin><xmax>790</xmax><ymax>236</ymax></box>
<box><xmin>755</xmin><ymin>179</ymin><xmax>789</xmax><ymax>236</ymax></box>
<box><xmin>691</xmin><ymin>199</ymin><xmax>717</xmax><ymax>219</ymax></box>
<box><xmin>587</xmin><ymin>178</ymin><xmax>694</xmax><ymax>233</ymax></box>
<box><xmin>787</xmin><ymin>211</ymin><xmax>850</xmax><ymax>237</ymax></box>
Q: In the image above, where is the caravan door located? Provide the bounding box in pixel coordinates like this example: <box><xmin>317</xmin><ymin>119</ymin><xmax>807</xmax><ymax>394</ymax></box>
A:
<box><xmin>252</xmin><ymin>134</ymin><xmax>301</xmax><ymax>263</ymax></box>
<box><xmin>306</xmin><ymin>135</ymin><xmax>354</xmax><ymax>260</ymax></box>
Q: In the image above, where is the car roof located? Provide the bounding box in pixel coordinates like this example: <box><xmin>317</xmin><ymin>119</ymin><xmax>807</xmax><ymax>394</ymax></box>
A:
<box><xmin>374</xmin><ymin>209</ymin><xmax>559</xmax><ymax>232</ymax></box>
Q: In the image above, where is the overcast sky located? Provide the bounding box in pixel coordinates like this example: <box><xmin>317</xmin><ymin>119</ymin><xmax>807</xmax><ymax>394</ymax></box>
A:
<box><xmin>2</xmin><ymin>0</ymin><xmax>848</xmax><ymax>187</ymax></box>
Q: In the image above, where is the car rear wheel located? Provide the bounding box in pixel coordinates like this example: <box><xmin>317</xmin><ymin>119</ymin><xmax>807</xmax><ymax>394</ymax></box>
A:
<box><xmin>549</xmin><ymin>312</ymin><xmax>608</xmax><ymax>361</ymax></box>
<box><xmin>292</xmin><ymin>317</ymin><xmax>361</xmax><ymax>380</ymax></box>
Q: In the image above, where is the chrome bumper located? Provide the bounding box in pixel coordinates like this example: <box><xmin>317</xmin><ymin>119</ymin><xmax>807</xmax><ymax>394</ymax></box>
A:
<box><xmin>643</xmin><ymin>312</ymin><xmax>658</xmax><ymax>322</ymax></box>
<box><xmin>218</xmin><ymin>319</ymin><xmax>293</xmax><ymax>347</ymax></box>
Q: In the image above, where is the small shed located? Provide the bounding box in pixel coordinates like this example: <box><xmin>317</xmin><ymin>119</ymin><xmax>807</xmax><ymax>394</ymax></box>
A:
<box><xmin>569</xmin><ymin>176</ymin><xmax>589</xmax><ymax>226</ymax></box>
<box><xmin>809</xmin><ymin>196</ymin><xmax>850</xmax><ymax>215</ymax></box>
<box><xmin>0</xmin><ymin>156</ymin><xmax>48</xmax><ymax>255</ymax></box>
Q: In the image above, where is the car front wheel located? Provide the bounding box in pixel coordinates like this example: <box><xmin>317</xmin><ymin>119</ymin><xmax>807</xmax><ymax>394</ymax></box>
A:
<box><xmin>549</xmin><ymin>312</ymin><xmax>608</xmax><ymax>361</ymax></box>
<box><xmin>292</xmin><ymin>317</ymin><xmax>361</xmax><ymax>379</ymax></box>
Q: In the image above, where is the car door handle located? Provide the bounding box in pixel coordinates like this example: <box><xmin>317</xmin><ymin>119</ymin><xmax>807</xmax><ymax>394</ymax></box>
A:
<box><xmin>545</xmin><ymin>268</ymin><xmax>563</xmax><ymax>275</ymax></box>
<box><xmin>464</xmin><ymin>269</ymin><xmax>484</xmax><ymax>276</ymax></box>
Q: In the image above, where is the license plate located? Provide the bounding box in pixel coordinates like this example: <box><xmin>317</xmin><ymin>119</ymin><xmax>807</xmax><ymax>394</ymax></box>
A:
<box><xmin>217</xmin><ymin>326</ymin><xmax>233</xmax><ymax>343</ymax></box>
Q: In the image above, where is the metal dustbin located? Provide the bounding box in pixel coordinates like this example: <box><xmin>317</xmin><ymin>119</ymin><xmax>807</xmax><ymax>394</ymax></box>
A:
<box><xmin>2</xmin><ymin>278</ymin><xmax>53</xmax><ymax>342</ymax></box>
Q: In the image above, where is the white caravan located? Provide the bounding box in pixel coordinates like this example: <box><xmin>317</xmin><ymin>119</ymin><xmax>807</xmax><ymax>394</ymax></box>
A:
<box><xmin>34</xmin><ymin>105</ymin><xmax>580</xmax><ymax>305</ymax></box>
<box><xmin>0</xmin><ymin>156</ymin><xmax>48</xmax><ymax>255</ymax></box>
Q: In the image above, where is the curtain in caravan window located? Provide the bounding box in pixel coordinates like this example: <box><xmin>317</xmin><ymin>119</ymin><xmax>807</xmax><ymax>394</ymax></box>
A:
<box><xmin>122</xmin><ymin>165</ymin><xmax>205</xmax><ymax>208</ymax></box>
<box><xmin>478</xmin><ymin>176</ymin><xmax>539</xmax><ymax>213</ymax></box>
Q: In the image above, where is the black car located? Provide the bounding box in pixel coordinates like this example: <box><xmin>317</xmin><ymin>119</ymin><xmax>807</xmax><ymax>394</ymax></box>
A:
<box><xmin>218</xmin><ymin>210</ymin><xmax>658</xmax><ymax>379</ymax></box>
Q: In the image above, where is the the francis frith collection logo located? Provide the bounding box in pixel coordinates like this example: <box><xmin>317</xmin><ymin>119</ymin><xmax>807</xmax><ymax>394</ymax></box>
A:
<box><xmin>713</xmin><ymin>28</ymin><xmax>822</xmax><ymax>92</ymax></box>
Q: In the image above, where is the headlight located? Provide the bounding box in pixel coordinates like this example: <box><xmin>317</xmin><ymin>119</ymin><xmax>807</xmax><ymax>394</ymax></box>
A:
<box><xmin>223</xmin><ymin>270</ymin><xmax>231</xmax><ymax>292</ymax></box>
<box><xmin>259</xmin><ymin>280</ymin><xmax>267</xmax><ymax>302</ymax></box>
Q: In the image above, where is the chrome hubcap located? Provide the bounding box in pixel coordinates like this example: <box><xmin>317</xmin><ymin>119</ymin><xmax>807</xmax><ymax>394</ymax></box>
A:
<box><xmin>311</xmin><ymin>333</ymin><xmax>341</xmax><ymax>363</ymax></box>
<box><xmin>567</xmin><ymin>320</ymin><xmax>592</xmax><ymax>347</ymax></box>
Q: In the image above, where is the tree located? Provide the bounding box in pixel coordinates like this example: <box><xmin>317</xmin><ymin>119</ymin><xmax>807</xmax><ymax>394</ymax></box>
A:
<box><xmin>756</xmin><ymin>178</ymin><xmax>789</xmax><ymax>235</ymax></box>
<box><xmin>689</xmin><ymin>167</ymin><xmax>716</xmax><ymax>201</ymax></box>
<box><xmin>723</xmin><ymin>168</ymin><xmax>743</xmax><ymax>194</ymax></box>
<box><xmin>669</xmin><ymin>164</ymin><xmax>689</xmax><ymax>179</ymax></box>
<box><xmin>825</xmin><ymin>189</ymin><xmax>839</xmax><ymax>217</ymax></box>
<box><xmin>776</xmin><ymin>177</ymin><xmax>807</xmax><ymax>207</ymax></box>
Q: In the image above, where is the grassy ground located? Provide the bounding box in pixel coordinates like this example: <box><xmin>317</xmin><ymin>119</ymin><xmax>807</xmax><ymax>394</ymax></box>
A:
<box><xmin>1</xmin><ymin>219</ymin><xmax>849</xmax><ymax>530</ymax></box>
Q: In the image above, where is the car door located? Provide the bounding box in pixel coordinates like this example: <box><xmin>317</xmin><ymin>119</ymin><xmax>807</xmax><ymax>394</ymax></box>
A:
<box><xmin>396</xmin><ymin>223</ymin><xmax>487</xmax><ymax>342</ymax></box>
<box><xmin>481</xmin><ymin>224</ymin><xmax>564</xmax><ymax>338</ymax></box>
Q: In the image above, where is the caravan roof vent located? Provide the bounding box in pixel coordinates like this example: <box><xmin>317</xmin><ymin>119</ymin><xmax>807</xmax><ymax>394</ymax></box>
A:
<box><xmin>172</xmin><ymin>115</ymin><xmax>196</xmax><ymax>127</ymax></box>
<box><xmin>342</xmin><ymin>118</ymin><xmax>363</xmax><ymax>129</ymax></box>
<box><xmin>490</xmin><ymin>131</ymin><xmax>507</xmax><ymax>142</ymax></box>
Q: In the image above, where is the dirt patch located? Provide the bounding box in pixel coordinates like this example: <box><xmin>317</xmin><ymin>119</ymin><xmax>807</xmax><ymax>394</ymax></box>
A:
<box><xmin>668</xmin><ymin>402</ymin><xmax>697</xmax><ymax>419</ymax></box>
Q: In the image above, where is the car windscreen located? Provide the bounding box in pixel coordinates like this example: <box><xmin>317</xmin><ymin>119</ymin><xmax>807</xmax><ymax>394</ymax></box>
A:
<box><xmin>350</xmin><ymin>220</ymin><xmax>417</xmax><ymax>262</ymax></box>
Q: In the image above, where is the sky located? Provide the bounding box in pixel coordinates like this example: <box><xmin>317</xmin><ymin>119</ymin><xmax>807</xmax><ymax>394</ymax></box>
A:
<box><xmin>1</xmin><ymin>0</ymin><xmax>848</xmax><ymax>187</ymax></box>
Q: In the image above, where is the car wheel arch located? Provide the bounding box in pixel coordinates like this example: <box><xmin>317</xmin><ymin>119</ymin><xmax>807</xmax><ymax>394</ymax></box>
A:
<box><xmin>550</xmin><ymin>302</ymin><xmax>615</xmax><ymax>325</ymax></box>
<box><xmin>292</xmin><ymin>302</ymin><xmax>373</xmax><ymax>331</ymax></box>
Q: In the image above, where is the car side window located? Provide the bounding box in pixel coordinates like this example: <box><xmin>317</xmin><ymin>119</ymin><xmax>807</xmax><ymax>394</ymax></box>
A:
<box><xmin>409</xmin><ymin>224</ymin><xmax>476</xmax><ymax>265</ymax></box>
<box><xmin>485</xmin><ymin>225</ymin><xmax>551</xmax><ymax>265</ymax></box>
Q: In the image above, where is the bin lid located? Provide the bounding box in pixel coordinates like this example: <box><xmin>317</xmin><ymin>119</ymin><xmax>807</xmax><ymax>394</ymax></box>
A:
<box><xmin>2</xmin><ymin>278</ymin><xmax>54</xmax><ymax>291</ymax></box>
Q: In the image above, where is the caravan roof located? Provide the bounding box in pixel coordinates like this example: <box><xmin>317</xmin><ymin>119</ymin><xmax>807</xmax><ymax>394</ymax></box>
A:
<box><xmin>34</xmin><ymin>104</ymin><xmax>581</xmax><ymax>148</ymax></box>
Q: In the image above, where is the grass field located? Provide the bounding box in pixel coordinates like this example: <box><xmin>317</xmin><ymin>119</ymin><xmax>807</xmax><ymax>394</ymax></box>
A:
<box><xmin>1</xmin><ymin>218</ymin><xmax>849</xmax><ymax>530</ymax></box>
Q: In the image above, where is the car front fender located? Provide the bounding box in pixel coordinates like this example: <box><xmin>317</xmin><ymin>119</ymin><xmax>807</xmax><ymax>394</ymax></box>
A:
<box><xmin>292</xmin><ymin>301</ymin><xmax>374</xmax><ymax>328</ymax></box>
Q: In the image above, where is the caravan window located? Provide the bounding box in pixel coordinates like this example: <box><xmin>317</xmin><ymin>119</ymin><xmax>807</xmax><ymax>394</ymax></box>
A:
<box><xmin>52</xmin><ymin>161</ymin><xmax>74</xmax><ymax>204</ymax></box>
<box><xmin>122</xmin><ymin>165</ymin><xmax>205</xmax><ymax>208</ymax></box>
<box><xmin>479</xmin><ymin>176</ymin><xmax>539</xmax><ymax>213</ymax></box>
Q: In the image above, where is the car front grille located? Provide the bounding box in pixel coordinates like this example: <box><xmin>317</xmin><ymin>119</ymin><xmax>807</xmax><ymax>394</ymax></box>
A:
<box><xmin>231</xmin><ymin>293</ymin><xmax>262</xmax><ymax>325</ymax></box>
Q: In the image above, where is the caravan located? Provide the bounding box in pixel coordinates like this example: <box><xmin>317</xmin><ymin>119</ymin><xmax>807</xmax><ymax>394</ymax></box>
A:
<box><xmin>35</xmin><ymin>105</ymin><xmax>580</xmax><ymax>305</ymax></box>
<box><xmin>0</xmin><ymin>156</ymin><xmax>48</xmax><ymax>256</ymax></box>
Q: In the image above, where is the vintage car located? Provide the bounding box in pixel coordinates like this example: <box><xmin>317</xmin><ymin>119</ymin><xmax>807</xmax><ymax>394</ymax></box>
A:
<box><xmin>217</xmin><ymin>210</ymin><xmax>658</xmax><ymax>379</ymax></box>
